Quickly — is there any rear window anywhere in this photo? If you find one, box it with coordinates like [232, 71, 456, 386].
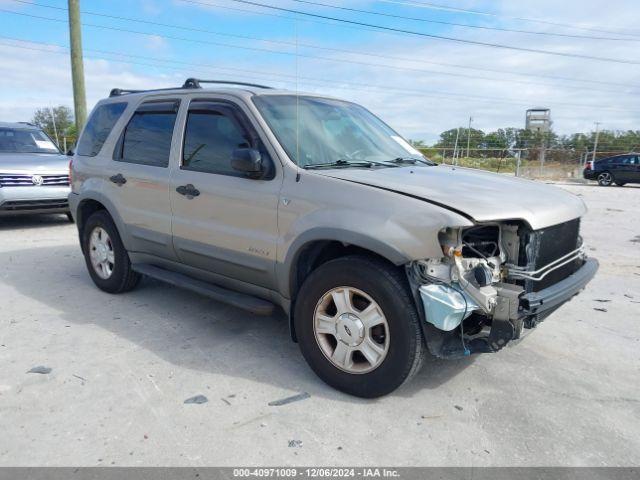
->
[114, 100, 179, 168]
[77, 102, 127, 157]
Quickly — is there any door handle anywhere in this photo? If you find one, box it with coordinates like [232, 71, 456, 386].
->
[176, 184, 200, 198]
[109, 173, 127, 186]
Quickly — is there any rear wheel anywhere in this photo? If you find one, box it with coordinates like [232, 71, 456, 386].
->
[597, 171, 613, 186]
[82, 210, 140, 293]
[294, 255, 425, 398]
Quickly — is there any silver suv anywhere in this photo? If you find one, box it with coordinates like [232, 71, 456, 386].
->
[69, 79, 598, 397]
[0, 122, 71, 218]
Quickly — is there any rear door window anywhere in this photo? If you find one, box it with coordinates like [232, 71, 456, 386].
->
[115, 100, 179, 168]
[77, 102, 127, 156]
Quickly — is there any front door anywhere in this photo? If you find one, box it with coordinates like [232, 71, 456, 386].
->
[169, 99, 281, 290]
[104, 99, 180, 260]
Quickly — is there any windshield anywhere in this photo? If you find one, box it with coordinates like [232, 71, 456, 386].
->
[0, 128, 60, 154]
[253, 95, 428, 168]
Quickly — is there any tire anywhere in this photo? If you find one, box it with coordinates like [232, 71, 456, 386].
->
[82, 210, 140, 294]
[597, 171, 614, 186]
[294, 255, 425, 398]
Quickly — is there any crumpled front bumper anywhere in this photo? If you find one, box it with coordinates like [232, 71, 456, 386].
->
[521, 258, 599, 317]
[472, 257, 599, 353]
[419, 257, 599, 358]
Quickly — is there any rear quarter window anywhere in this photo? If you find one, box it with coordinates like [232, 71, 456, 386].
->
[77, 102, 128, 157]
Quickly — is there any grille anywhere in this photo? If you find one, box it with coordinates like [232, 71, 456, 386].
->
[520, 218, 582, 292]
[0, 199, 69, 211]
[0, 173, 70, 187]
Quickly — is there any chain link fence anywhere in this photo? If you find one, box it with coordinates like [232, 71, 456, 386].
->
[418, 147, 631, 181]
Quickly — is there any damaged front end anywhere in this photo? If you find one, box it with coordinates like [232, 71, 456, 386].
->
[407, 220, 598, 359]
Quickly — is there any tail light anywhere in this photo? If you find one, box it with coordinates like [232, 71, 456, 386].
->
[586, 161, 593, 170]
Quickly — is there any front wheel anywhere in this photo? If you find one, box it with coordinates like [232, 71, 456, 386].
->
[597, 171, 614, 186]
[294, 256, 425, 398]
[82, 210, 140, 293]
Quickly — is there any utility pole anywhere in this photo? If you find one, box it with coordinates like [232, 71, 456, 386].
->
[592, 122, 601, 162]
[466, 116, 473, 158]
[68, 0, 87, 132]
[49, 105, 59, 146]
[453, 127, 460, 165]
[539, 132, 546, 176]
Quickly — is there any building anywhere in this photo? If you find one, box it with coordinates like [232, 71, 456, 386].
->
[525, 108, 552, 133]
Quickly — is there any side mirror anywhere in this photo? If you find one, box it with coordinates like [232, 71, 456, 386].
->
[231, 148, 263, 179]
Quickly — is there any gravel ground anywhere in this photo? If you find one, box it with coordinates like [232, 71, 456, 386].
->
[0, 183, 639, 467]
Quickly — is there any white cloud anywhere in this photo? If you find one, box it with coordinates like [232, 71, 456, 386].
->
[0, 41, 183, 123]
[2, 0, 639, 143]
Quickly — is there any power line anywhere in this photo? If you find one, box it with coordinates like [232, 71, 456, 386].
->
[3, 6, 638, 97]
[176, 0, 640, 89]
[290, 0, 638, 42]
[216, 0, 640, 65]
[374, 0, 640, 39]
[1, 37, 637, 114]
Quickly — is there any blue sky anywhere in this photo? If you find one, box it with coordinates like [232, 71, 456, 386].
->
[1, 0, 639, 143]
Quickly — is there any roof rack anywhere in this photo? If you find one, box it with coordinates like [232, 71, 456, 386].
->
[182, 78, 273, 90]
[109, 87, 173, 97]
[109, 78, 273, 97]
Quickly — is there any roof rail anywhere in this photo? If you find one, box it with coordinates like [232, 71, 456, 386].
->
[109, 78, 273, 98]
[182, 78, 273, 90]
[109, 88, 145, 97]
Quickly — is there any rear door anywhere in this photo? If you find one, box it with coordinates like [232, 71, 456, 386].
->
[615, 155, 635, 182]
[169, 98, 281, 290]
[627, 155, 640, 182]
[104, 99, 180, 260]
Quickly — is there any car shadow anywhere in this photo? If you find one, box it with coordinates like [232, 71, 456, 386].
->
[3, 243, 474, 403]
[0, 213, 71, 231]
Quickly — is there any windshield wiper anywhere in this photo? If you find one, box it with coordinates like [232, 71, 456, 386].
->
[389, 157, 435, 166]
[303, 159, 397, 170]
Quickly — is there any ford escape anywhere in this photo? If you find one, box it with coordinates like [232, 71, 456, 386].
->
[69, 79, 598, 397]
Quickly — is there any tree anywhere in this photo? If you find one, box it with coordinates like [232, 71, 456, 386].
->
[435, 127, 486, 157]
[31, 106, 74, 143]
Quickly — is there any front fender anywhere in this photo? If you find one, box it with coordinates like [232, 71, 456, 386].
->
[275, 173, 473, 299]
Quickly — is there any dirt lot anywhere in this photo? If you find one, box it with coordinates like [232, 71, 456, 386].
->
[0, 183, 639, 467]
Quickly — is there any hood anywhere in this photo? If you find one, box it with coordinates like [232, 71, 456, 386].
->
[315, 165, 586, 230]
[0, 152, 69, 175]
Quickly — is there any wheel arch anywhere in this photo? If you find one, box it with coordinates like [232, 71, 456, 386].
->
[280, 229, 412, 341]
[74, 193, 129, 252]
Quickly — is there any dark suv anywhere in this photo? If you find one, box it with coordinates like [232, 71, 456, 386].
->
[583, 153, 640, 186]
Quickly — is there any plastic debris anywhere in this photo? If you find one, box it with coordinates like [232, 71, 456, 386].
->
[184, 395, 208, 404]
[268, 392, 310, 406]
[27, 366, 51, 374]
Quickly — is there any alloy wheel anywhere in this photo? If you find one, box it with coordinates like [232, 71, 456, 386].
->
[89, 226, 115, 279]
[598, 172, 613, 186]
[313, 286, 390, 374]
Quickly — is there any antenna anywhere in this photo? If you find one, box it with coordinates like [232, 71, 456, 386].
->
[295, 16, 301, 182]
